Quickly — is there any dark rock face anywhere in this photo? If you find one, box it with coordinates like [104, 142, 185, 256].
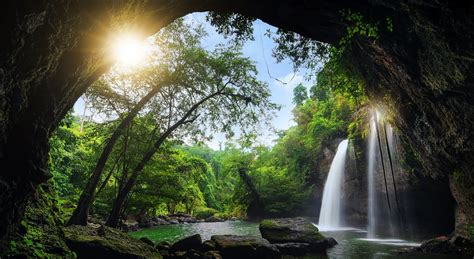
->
[342, 134, 456, 236]
[211, 235, 280, 259]
[403, 235, 474, 256]
[201, 240, 217, 252]
[170, 234, 202, 253]
[274, 242, 311, 256]
[0, 0, 473, 250]
[325, 237, 338, 248]
[3, 184, 74, 257]
[140, 237, 155, 247]
[64, 225, 162, 258]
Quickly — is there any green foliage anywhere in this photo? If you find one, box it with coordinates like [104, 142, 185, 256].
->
[48, 14, 372, 224]
[207, 12, 256, 42]
[468, 225, 474, 240]
[194, 207, 219, 219]
[292, 83, 308, 106]
[6, 185, 74, 258]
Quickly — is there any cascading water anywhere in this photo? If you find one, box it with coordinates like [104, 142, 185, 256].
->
[367, 112, 403, 238]
[319, 139, 349, 230]
[367, 117, 378, 238]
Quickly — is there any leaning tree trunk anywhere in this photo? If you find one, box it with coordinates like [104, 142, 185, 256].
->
[106, 91, 220, 227]
[68, 84, 163, 226]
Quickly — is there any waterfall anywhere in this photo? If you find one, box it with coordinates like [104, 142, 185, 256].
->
[367, 113, 402, 238]
[319, 139, 349, 230]
[367, 118, 377, 237]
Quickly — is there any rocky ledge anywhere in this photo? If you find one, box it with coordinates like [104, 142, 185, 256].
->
[64, 224, 162, 258]
[259, 217, 336, 254]
[399, 235, 474, 256]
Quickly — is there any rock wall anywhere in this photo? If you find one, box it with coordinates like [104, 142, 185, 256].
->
[342, 131, 455, 237]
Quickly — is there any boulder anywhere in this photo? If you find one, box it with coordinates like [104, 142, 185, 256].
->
[156, 241, 171, 251]
[185, 249, 203, 259]
[140, 237, 155, 247]
[274, 242, 311, 256]
[418, 235, 474, 255]
[88, 216, 105, 225]
[211, 235, 280, 259]
[201, 240, 217, 252]
[64, 225, 161, 258]
[420, 236, 454, 254]
[182, 217, 198, 223]
[259, 217, 329, 253]
[138, 220, 154, 228]
[169, 219, 180, 224]
[325, 237, 338, 248]
[203, 250, 223, 259]
[205, 216, 224, 222]
[170, 234, 202, 252]
[152, 217, 170, 226]
[122, 221, 140, 232]
[169, 213, 192, 218]
[159, 215, 171, 222]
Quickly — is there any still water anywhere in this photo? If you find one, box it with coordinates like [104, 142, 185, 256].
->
[130, 221, 468, 259]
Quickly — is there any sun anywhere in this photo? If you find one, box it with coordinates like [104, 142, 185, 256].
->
[112, 34, 146, 67]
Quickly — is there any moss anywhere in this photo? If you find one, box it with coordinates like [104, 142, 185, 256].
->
[64, 225, 162, 258]
[5, 184, 75, 258]
[260, 219, 287, 230]
[453, 169, 465, 186]
[260, 218, 325, 243]
[467, 225, 474, 240]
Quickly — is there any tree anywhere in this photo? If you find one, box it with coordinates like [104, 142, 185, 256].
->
[67, 19, 214, 225]
[105, 41, 277, 227]
[292, 83, 308, 106]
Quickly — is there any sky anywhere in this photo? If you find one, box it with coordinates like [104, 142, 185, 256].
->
[73, 12, 317, 150]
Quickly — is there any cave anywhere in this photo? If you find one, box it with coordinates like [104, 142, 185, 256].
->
[0, 0, 472, 251]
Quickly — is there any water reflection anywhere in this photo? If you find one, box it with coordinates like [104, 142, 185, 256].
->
[130, 221, 467, 259]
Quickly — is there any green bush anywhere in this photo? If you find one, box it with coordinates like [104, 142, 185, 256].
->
[194, 207, 218, 219]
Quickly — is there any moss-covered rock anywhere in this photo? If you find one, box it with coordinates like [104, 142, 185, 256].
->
[64, 225, 162, 258]
[5, 184, 74, 258]
[259, 217, 324, 244]
[211, 235, 280, 259]
[259, 217, 331, 254]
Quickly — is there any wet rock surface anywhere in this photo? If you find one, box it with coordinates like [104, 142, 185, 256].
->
[64, 225, 162, 258]
[211, 235, 280, 259]
[259, 217, 330, 253]
[400, 235, 474, 256]
[170, 234, 202, 253]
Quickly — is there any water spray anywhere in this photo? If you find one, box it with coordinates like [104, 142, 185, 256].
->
[374, 110, 391, 211]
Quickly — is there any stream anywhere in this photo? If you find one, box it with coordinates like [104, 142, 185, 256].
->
[129, 221, 469, 258]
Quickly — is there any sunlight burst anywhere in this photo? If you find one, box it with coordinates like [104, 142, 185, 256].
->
[112, 34, 146, 67]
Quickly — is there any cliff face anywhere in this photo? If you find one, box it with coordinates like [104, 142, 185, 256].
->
[342, 134, 455, 236]
[0, 0, 472, 250]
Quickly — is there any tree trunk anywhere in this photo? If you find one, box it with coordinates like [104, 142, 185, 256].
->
[68, 85, 162, 225]
[106, 91, 220, 227]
